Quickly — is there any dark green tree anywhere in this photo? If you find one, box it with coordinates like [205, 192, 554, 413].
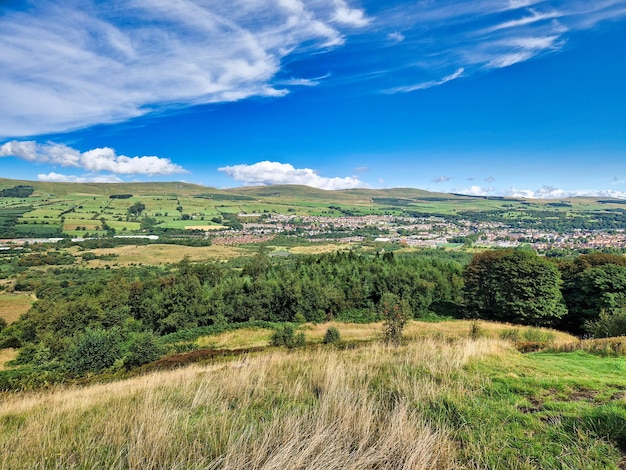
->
[128, 202, 146, 216]
[559, 262, 626, 334]
[66, 328, 123, 374]
[463, 249, 566, 327]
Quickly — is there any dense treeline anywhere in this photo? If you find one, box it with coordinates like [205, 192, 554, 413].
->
[0, 185, 34, 198]
[2, 248, 626, 388]
[454, 209, 626, 231]
[462, 250, 626, 335]
[0, 250, 467, 383]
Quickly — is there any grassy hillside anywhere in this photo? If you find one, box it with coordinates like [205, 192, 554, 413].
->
[1, 177, 625, 238]
[1, 330, 625, 469]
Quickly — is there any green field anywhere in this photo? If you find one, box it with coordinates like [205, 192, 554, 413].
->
[3, 178, 625, 237]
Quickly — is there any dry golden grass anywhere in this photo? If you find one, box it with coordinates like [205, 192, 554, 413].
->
[304, 320, 575, 345]
[303, 321, 382, 342]
[0, 292, 35, 324]
[288, 243, 356, 255]
[79, 244, 246, 266]
[197, 328, 275, 349]
[194, 320, 576, 351]
[0, 338, 508, 469]
[404, 320, 576, 346]
[0, 348, 16, 371]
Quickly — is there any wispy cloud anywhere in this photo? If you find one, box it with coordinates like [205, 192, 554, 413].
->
[218, 161, 368, 190]
[485, 176, 496, 183]
[387, 68, 464, 93]
[0, 0, 367, 137]
[378, 0, 626, 93]
[0, 141, 187, 175]
[432, 175, 455, 183]
[1, 0, 624, 135]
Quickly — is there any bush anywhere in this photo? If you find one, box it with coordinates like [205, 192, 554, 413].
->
[0, 336, 21, 349]
[499, 327, 554, 343]
[66, 328, 123, 375]
[522, 327, 555, 342]
[0, 318, 6, 332]
[323, 326, 341, 344]
[586, 308, 626, 339]
[123, 331, 164, 369]
[271, 324, 305, 348]
[380, 293, 410, 346]
[500, 329, 521, 342]
[469, 321, 483, 339]
[293, 312, 307, 324]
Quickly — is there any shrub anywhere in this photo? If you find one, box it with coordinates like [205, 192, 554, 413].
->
[500, 329, 521, 342]
[380, 293, 410, 346]
[123, 331, 164, 369]
[469, 321, 483, 339]
[522, 327, 555, 342]
[323, 326, 341, 344]
[586, 308, 626, 339]
[0, 336, 21, 349]
[271, 324, 305, 348]
[0, 318, 6, 332]
[293, 312, 307, 324]
[66, 328, 123, 375]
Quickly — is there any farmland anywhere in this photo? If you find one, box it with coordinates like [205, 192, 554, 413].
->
[1, 179, 626, 469]
[1, 178, 626, 242]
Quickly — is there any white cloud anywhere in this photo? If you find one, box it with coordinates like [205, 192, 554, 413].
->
[0, 0, 369, 137]
[504, 185, 626, 199]
[484, 176, 496, 183]
[449, 183, 626, 199]
[387, 31, 405, 42]
[432, 175, 454, 183]
[37, 172, 123, 183]
[332, 0, 370, 27]
[386, 68, 464, 93]
[453, 185, 494, 196]
[218, 161, 368, 190]
[0, 140, 187, 175]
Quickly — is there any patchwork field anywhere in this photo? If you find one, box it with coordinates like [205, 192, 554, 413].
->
[0, 292, 35, 324]
[76, 244, 248, 266]
[2, 178, 626, 238]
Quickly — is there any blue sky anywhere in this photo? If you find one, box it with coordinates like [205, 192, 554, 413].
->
[0, 0, 625, 198]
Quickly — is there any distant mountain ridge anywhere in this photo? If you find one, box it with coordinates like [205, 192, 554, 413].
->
[0, 177, 624, 207]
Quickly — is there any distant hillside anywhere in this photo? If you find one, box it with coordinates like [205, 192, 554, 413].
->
[1, 178, 625, 239]
[2, 177, 625, 207]
[0, 178, 213, 197]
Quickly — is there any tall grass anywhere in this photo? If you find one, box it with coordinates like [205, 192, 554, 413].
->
[0, 338, 504, 469]
[2, 336, 620, 469]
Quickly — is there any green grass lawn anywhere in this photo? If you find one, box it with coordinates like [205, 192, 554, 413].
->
[438, 350, 626, 468]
